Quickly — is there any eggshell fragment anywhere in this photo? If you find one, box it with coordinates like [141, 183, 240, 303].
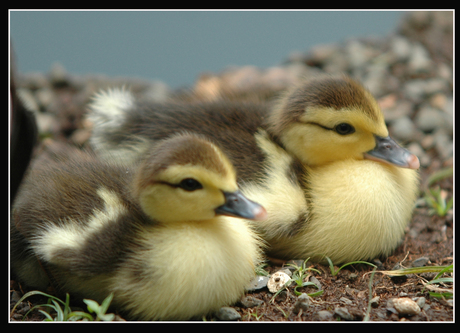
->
[267, 271, 291, 293]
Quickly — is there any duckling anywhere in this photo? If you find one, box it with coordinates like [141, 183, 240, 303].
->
[86, 74, 419, 264]
[11, 133, 266, 321]
[258, 75, 419, 262]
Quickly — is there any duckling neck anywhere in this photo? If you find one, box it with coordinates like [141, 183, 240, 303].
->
[145, 217, 259, 271]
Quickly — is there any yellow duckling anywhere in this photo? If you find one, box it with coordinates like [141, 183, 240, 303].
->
[87, 74, 419, 264]
[257, 75, 419, 262]
[11, 133, 266, 321]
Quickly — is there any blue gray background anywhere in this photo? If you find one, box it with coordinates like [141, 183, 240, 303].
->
[10, 10, 407, 89]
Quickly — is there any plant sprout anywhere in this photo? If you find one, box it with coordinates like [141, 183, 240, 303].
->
[11, 290, 116, 321]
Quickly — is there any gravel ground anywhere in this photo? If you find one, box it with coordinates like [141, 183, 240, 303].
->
[10, 11, 453, 322]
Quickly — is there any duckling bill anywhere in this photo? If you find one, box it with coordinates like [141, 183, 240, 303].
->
[364, 135, 420, 169]
[11, 133, 265, 321]
[216, 190, 266, 219]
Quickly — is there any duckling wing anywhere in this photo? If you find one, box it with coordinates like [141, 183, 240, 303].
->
[11, 149, 148, 287]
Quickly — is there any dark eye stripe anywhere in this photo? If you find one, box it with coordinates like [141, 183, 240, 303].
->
[155, 179, 203, 191]
[303, 121, 355, 135]
[304, 121, 334, 131]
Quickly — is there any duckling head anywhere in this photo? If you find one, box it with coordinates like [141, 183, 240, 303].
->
[133, 133, 267, 223]
[268, 74, 419, 169]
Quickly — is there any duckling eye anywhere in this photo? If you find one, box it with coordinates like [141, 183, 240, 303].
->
[335, 123, 355, 135]
[178, 178, 203, 191]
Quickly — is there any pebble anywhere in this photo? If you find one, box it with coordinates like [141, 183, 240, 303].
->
[415, 105, 448, 133]
[433, 129, 453, 159]
[334, 307, 354, 321]
[392, 298, 421, 316]
[314, 310, 334, 321]
[414, 297, 426, 309]
[215, 307, 241, 321]
[10, 290, 22, 304]
[16, 305, 31, 315]
[386, 299, 399, 315]
[278, 268, 293, 278]
[346, 39, 373, 70]
[238, 295, 264, 308]
[389, 116, 418, 143]
[381, 98, 413, 122]
[362, 64, 390, 97]
[407, 43, 433, 73]
[411, 256, 430, 267]
[420, 134, 435, 150]
[339, 297, 353, 305]
[293, 293, 313, 314]
[35, 87, 55, 109]
[246, 275, 269, 292]
[403, 79, 430, 102]
[407, 142, 430, 168]
[371, 258, 385, 271]
[272, 290, 288, 303]
[390, 35, 413, 61]
[309, 276, 322, 290]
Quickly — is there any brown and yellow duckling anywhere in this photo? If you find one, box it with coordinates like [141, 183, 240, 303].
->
[11, 133, 265, 321]
[87, 74, 419, 264]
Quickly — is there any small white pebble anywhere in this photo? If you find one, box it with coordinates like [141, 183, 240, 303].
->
[393, 298, 421, 315]
[415, 297, 426, 309]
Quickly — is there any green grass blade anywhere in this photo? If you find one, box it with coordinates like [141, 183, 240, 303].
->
[11, 290, 63, 316]
[380, 265, 453, 276]
[422, 277, 453, 294]
[100, 293, 114, 314]
[426, 167, 453, 187]
[293, 281, 318, 296]
[326, 257, 335, 275]
[364, 267, 377, 322]
[307, 290, 324, 297]
[67, 311, 95, 321]
[83, 298, 100, 314]
[50, 299, 64, 321]
[428, 291, 453, 299]
[435, 264, 453, 279]
[38, 309, 55, 321]
[326, 257, 376, 276]
[22, 303, 57, 321]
